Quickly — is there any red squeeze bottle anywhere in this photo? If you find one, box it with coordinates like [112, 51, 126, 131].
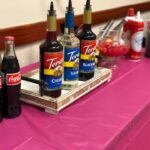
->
[123, 8, 135, 47]
[128, 11, 144, 61]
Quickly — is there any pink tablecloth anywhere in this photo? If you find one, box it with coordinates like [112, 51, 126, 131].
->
[1, 57, 150, 150]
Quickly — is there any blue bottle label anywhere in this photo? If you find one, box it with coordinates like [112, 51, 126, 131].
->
[79, 61, 95, 72]
[64, 47, 80, 81]
[44, 76, 62, 89]
[80, 40, 96, 73]
[43, 51, 63, 90]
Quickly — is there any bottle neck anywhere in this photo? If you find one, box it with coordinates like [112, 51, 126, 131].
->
[46, 15, 57, 41]
[46, 31, 57, 41]
[64, 27, 74, 34]
[65, 11, 75, 34]
[4, 41, 16, 57]
[83, 9, 92, 25]
[83, 24, 91, 31]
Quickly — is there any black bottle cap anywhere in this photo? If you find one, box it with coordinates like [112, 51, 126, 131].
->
[68, 0, 73, 12]
[48, 1, 56, 16]
[85, 0, 91, 10]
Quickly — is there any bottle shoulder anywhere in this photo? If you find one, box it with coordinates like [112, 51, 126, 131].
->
[40, 40, 63, 52]
[2, 56, 20, 73]
[77, 29, 96, 40]
[61, 33, 80, 47]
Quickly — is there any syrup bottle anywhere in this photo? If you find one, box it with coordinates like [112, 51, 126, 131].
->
[61, 0, 80, 89]
[40, 1, 63, 98]
[77, 0, 96, 81]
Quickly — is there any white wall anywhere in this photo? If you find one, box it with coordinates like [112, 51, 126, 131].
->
[0, 0, 150, 28]
[0, 0, 150, 67]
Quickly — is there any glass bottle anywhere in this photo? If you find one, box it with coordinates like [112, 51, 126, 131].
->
[40, 1, 63, 98]
[77, 0, 96, 81]
[2, 36, 21, 118]
[0, 53, 3, 122]
[61, 0, 80, 89]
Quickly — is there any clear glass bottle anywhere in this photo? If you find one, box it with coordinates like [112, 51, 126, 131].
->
[61, 0, 80, 89]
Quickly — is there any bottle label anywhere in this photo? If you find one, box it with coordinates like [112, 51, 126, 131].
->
[64, 47, 80, 81]
[0, 76, 2, 89]
[80, 40, 96, 73]
[131, 31, 143, 52]
[6, 72, 21, 86]
[44, 51, 63, 90]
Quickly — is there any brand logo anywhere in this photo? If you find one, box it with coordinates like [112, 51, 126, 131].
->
[6, 72, 21, 86]
[46, 57, 63, 70]
[80, 40, 96, 73]
[131, 31, 143, 52]
[44, 52, 63, 70]
[67, 51, 79, 62]
[0, 76, 2, 89]
[81, 41, 96, 54]
[44, 52, 63, 77]
[84, 44, 96, 55]
[81, 40, 96, 61]
[64, 47, 80, 69]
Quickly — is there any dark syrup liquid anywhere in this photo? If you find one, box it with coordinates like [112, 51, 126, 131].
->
[40, 32, 63, 98]
[77, 24, 96, 81]
[0, 86, 2, 122]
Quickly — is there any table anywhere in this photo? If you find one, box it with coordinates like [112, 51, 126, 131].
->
[1, 57, 150, 150]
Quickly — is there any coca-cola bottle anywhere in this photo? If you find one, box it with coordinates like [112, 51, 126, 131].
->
[0, 54, 3, 122]
[2, 36, 21, 118]
[77, 0, 96, 81]
[40, 2, 63, 98]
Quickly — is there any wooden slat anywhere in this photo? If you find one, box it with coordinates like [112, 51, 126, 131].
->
[0, 2, 150, 51]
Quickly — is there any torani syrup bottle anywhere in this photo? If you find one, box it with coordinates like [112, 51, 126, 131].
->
[77, 0, 96, 81]
[61, 0, 80, 89]
[40, 1, 63, 98]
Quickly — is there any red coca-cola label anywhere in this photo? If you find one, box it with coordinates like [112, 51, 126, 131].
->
[81, 40, 96, 55]
[6, 72, 21, 86]
[0, 76, 2, 89]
